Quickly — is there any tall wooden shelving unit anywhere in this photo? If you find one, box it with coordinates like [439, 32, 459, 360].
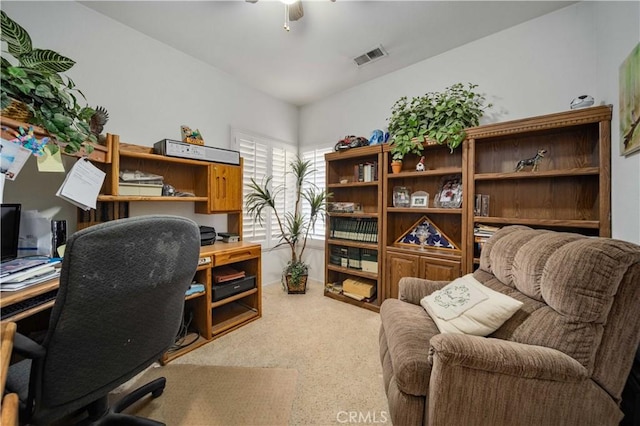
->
[464, 105, 612, 272]
[381, 141, 467, 300]
[324, 145, 384, 312]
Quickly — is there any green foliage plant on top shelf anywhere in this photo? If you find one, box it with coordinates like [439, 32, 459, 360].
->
[386, 83, 491, 163]
[426, 82, 492, 152]
[246, 157, 331, 294]
[387, 94, 434, 163]
[0, 11, 96, 155]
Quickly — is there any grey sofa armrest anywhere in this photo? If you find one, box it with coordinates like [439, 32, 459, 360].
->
[429, 333, 588, 381]
[398, 277, 450, 305]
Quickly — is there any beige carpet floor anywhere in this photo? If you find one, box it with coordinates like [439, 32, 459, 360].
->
[122, 364, 298, 425]
[161, 280, 389, 425]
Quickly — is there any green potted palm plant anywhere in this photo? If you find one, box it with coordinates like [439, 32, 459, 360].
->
[0, 11, 96, 154]
[246, 157, 331, 294]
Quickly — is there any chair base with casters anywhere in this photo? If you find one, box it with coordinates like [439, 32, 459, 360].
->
[87, 377, 166, 426]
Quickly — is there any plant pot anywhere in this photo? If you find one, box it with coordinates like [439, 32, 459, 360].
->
[1, 98, 33, 123]
[391, 161, 403, 174]
[285, 273, 308, 294]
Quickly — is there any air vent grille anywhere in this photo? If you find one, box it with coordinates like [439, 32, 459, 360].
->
[353, 44, 388, 67]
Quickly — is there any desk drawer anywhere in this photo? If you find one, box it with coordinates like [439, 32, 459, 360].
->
[213, 246, 260, 266]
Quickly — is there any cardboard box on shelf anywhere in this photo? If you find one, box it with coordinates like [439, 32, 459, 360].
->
[343, 277, 375, 298]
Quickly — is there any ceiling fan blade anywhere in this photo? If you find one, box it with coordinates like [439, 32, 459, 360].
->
[289, 1, 304, 21]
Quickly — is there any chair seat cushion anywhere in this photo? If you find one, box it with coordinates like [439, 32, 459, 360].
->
[380, 298, 440, 396]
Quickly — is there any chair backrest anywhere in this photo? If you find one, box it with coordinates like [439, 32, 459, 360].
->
[474, 226, 640, 401]
[37, 215, 199, 411]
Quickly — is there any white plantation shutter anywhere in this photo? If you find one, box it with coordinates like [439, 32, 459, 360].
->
[301, 146, 333, 240]
[238, 135, 268, 241]
[233, 129, 297, 247]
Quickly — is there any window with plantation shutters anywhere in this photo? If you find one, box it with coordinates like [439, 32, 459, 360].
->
[301, 147, 333, 240]
[233, 129, 297, 248]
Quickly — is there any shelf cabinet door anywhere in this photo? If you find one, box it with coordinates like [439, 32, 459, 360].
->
[208, 163, 242, 212]
[385, 251, 419, 300]
[419, 256, 461, 282]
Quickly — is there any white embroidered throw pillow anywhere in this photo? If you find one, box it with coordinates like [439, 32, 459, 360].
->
[420, 274, 523, 336]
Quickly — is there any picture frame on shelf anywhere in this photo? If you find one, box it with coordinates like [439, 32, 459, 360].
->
[393, 186, 411, 208]
[434, 174, 462, 208]
[410, 191, 429, 208]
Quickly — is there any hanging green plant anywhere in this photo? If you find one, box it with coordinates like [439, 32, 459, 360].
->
[0, 11, 97, 155]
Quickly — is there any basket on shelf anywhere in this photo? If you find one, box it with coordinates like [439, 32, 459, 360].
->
[1, 99, 33, 123]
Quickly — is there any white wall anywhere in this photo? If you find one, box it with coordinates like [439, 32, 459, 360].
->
[594, 2, 640, 244]
[2, 1, 299, 284]
[3, 2, 638, 285]
[300, 1, 640, 250]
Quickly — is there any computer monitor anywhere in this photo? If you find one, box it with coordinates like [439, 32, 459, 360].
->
[1, 203, 21, 262]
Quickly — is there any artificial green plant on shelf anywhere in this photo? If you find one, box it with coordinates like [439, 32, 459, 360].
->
[386, 94, 434, 166]
[386, 83, 491, 166]
[0, 11, 96, 154]
[246, 157, 331, 294]
[426, 82, 492, 152]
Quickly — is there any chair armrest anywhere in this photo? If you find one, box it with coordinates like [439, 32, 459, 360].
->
[429, 333, 588, 382]
[398, 277, 449, 305]
[12, 333, 45, 360]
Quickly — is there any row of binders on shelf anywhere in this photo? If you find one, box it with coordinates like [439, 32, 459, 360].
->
[329, 218, 378, 243]
[329, 247, 378, 273]
[353, 161, 378, 183]
[0, 257, 61, 291]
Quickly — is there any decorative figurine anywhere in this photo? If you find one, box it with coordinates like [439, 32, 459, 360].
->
[181, 125, 205, 145]
[90, 106, 109, 144]
[515, 149, 547, 172]
[416, 156, 426, 172]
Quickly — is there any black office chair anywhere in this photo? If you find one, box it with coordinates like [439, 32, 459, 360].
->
[5, 215, 200, 425]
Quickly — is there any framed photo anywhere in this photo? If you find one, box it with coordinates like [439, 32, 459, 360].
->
[392, 186, 411, 208]
[410, 191, 429, 208]
[620, 42, 640, 156]
[434, 174, 463, 208]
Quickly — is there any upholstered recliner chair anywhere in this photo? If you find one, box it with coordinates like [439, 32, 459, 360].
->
[379, 226, 640, 426]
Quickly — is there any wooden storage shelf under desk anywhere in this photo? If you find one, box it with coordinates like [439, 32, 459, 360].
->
[162, 242, 264, 364]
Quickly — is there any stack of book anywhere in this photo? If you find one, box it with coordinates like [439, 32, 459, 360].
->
[0, 257, 61, 291]
[473, 224, 501, 257]
[353, 161, 378, 182]
[213, 266, 245, 284]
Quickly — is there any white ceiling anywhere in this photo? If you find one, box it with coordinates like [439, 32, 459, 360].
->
[81, 1, 575, 107]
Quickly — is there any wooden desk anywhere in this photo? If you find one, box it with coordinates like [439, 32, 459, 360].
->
[1, 322, 18, 426]
[1, 279, 59, 322]
[1, 242, 262, 364]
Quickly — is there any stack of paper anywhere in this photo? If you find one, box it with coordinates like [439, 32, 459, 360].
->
[1, 258, 61, 291]
[56, 158, 106, 211]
